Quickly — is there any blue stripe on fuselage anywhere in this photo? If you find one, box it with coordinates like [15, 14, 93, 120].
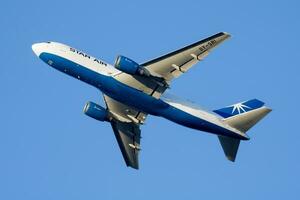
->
[39, 52, 247, 140]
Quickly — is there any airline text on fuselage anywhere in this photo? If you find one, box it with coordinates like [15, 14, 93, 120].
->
[70, 47, 107, 66]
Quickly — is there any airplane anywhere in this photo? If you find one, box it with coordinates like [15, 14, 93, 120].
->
[32, 32, 271, 169]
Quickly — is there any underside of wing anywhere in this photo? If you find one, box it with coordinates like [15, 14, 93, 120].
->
[141, 32, 230, 81]
[111, 120, 141, 169]
[103, 94, 147, 124]
[103, 94, 145, 169]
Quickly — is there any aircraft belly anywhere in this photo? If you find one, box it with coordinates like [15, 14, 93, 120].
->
[100, 77, 169, 116]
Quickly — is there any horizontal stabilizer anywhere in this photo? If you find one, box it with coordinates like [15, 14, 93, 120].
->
[224, 106, 272, 132]
[214, 99, 265, 118]
[218, 136, 240, 162]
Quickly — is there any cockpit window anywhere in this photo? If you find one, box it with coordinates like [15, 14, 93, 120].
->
[46, 41, 51, 44]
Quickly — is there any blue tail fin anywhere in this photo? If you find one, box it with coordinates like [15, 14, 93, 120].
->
[213, 99, 265, 118]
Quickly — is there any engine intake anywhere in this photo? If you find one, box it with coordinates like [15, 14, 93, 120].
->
[83, 101, 108, 121]
[114, 55, 150, 76]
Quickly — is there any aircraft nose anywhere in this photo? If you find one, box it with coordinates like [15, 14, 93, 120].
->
[32, 43, 44, 57]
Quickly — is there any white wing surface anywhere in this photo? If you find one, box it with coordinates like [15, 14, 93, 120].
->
[142, 32, 230, 81]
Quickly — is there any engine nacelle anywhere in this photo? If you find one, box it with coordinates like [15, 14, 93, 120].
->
[83, 101, 108, 121]
[114, 55, 150, 76]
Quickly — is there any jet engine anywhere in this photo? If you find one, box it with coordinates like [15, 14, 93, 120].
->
[83, 101, 108, 121]
[114, 55, 150, 77]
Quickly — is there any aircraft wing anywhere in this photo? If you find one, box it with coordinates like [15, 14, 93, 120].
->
[111, 120, 141, 169]
[141, 32, 230, 82]
[103, 95, 145, 169]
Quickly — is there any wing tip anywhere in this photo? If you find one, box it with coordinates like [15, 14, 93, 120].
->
[127, 162, 139, 170]
[226, 155, 236, 162]
[220, 32, 231, 38]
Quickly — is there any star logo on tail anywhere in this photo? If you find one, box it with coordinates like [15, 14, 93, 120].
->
[231, 103, 251, 114]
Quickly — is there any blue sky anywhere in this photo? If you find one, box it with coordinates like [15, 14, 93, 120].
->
[1, 0, 299, 199]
